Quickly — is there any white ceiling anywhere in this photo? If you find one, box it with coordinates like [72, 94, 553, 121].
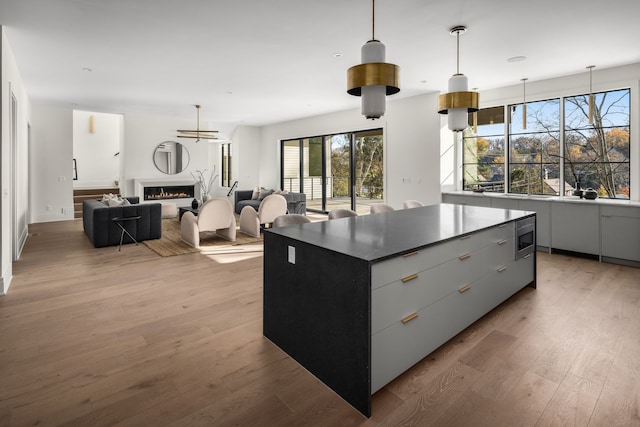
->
[2, 0, 639, 137]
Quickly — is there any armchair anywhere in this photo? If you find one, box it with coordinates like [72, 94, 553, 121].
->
[239, 194, 287, 237]
[181, 198, 236, 248]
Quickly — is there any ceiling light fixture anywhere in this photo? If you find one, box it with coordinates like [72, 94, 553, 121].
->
[347, 0, 400, 120]
[587, 65, 596, 124]
[507, 56, 526, 63]
[177, 105, 218, 143]
[438, 26, 479, 132]
[471, 87, 478, 134]
[521, 78, 528, 129]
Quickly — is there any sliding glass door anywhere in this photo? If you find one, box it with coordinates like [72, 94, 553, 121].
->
[281, 128, 383, 214]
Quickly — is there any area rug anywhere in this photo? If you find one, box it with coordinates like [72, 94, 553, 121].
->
[143, 218, 263, 257]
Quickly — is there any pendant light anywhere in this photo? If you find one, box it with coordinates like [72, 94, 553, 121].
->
[521, 78, 528, 129]
[438, 26, 479, 132]
[347, 0, 400, 120]
[177, 105, 219, 143]
[587, 65, 595, 124]
[471, 87, 478, 134]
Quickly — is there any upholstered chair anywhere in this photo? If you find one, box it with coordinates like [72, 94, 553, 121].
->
[273, 214, 311, 228]
[370, 203, 395, 214]
[239, 194, 288, 237]
[402, 200, 424, 209]
[181, 198, 236, 248]
[328, 208, 358, 220]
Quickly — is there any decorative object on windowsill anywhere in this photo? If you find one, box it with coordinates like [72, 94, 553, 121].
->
[191, 167, 219, 204]
[347, 0, 400, 120]
[191, 198, 199, 209]
[438, 25, 479, 132]
[586, 65, 596, 124]
[583, 188, 598, 200]
[177, 105, 219, 142]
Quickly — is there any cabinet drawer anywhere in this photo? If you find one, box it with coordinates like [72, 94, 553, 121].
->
[372, 248, 490, 333]
[371, 224, 513, 289]
[371, 280, 496, 392]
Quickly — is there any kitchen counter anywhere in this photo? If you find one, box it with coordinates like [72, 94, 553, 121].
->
[442, 190, 640, 207]
[265, 202, 534, 262]
[263, 203, 536, 417]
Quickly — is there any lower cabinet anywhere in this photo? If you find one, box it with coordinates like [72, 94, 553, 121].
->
[601, 206, 640, 263]
[370, 221, 534, 393]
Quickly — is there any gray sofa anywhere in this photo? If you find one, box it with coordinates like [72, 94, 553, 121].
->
[82, 197, 162, 248]
[234, 190, 306, 215]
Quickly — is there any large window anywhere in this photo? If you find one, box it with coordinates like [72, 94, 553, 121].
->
[462, 88, 630, 199]
[508, 98, 561, 195]
[462, 106, 505, 192]
[564, 89, 630, 198]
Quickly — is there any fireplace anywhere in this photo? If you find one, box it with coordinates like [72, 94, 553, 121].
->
[144, 185, 195, 201]
[134, 179, 200, 207]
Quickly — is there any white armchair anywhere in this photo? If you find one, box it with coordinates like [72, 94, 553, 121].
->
[239, 194, 287, 237]
[181, 198, 236, 248]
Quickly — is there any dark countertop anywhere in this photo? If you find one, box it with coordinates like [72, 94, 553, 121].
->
[264, 203, 535, 263]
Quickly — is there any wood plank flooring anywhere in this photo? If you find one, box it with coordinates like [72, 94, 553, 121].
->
[1, 219, 639, 426]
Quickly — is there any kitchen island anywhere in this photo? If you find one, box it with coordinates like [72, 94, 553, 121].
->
[263, 203, 536, 417]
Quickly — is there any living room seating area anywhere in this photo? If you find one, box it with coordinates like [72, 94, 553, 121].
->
[82, 196, 162, 248]
[234, 189, 306, 215]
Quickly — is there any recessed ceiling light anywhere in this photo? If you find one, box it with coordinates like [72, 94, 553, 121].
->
[82, 67, 93, 72]
[507, 56, 526, 63]
[226, 91, 233, 95]
[420, 80, 428, 84]
[332, 52, 342, 58]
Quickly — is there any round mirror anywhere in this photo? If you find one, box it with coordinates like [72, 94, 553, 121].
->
[153, 141, 190, 174]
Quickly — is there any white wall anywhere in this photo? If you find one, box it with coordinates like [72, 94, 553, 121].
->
[1, 27, 31, 294]
[258, 92, 442, 209]
[121, 113, 218, 197]
[30, 105, 74, 223]
[231, 125, 261, 192]
[73, 110, 122, 188]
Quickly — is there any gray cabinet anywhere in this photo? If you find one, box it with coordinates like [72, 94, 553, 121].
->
[550, 202, 600, 255]
[601, 206, 640, 263]
[443, 192, 640, 266]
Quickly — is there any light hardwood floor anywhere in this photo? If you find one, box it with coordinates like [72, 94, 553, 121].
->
[1, 219, 639, 426]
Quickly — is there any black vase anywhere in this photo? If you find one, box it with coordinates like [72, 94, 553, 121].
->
[191, 199, 199, 209]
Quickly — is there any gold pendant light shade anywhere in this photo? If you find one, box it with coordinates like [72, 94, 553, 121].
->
[437, 91, 479, 112]
[347, 62, 400, 96]
[587, 65, 595, 124]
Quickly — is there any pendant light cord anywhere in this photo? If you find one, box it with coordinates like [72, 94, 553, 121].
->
[456, 30, 460, 75]
[371, 0, 375, 40]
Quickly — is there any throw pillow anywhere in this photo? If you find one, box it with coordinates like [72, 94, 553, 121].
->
[251, 187, 260, 200]
[258, 188, 274, 200]
[274, 189, 289, 195]
[107, 197, 125, 207]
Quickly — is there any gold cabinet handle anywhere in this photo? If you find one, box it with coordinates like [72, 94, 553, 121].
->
[497, 239, 508, 245]
[401, 273, 418, 283]
[458, 284, 471, 293]
[498, 223, 508, 228]
[458, 253, 471, 261]
[402, 251, 419, 258]
[523, 253, 532, 259]
[459, 235, 471, 240]
[497, 266, 508, 272]
[401, 312, 419, 324]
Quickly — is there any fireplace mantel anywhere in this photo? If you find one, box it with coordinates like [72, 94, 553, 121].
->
[134, 178, 200, 207]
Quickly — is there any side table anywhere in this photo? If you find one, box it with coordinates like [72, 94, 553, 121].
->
[179, 206, 200, 221]
[112, 215, 141, 251]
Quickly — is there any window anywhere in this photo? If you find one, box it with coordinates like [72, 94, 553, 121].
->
[508, 98, 561, 195]
[221, 143, 232, 187]
[281, 128, 383, 213]
[564, 89, 630, 199]
[462, 106, 505, 192]
[462, 88, 631, 199]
